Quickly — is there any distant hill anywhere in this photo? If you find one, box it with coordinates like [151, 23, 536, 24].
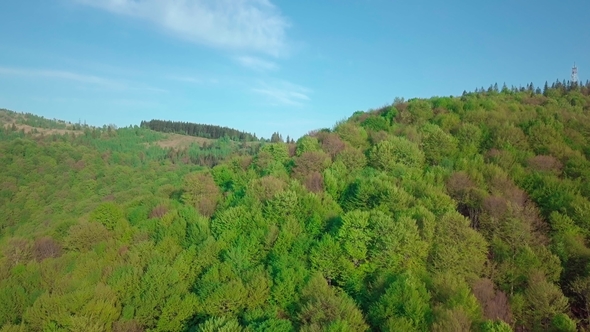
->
[0, 108, 260, 167]
[0, 108, 87, 137]
[141, 119, 259, 142]
[1, 108, 80, 129]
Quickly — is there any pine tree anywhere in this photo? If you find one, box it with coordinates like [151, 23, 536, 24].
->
[501, 83, 509, 94]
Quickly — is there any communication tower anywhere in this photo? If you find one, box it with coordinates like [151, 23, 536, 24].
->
[572, 63, 579, 84]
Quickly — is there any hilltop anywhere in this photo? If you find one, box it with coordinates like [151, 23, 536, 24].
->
[1, 81, 590, 331]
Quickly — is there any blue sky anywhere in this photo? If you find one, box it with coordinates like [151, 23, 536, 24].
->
[0, 0, 588, 139]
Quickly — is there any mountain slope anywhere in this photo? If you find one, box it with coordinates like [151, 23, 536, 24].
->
[1, 82, 590, 331]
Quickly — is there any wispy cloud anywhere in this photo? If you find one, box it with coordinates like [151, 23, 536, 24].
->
[0, 66, 166, 93]
[0, 66, 120, 87]
[167, 75, 203, 84]
[75, 0, 289, 57]
[252, 80, 311, 106]
[166, 75, 220, 85]
[235, 56, 278, 71]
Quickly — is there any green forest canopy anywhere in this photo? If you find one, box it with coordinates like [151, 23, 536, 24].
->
[1, 81, 590, 331]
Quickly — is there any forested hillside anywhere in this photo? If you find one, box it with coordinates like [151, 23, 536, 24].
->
[2, 81, 590, 331]
[141, 120, 259, 142]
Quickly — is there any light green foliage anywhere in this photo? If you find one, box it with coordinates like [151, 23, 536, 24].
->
[196, 263, 249, 317]
[310, 235, 342, 282]
[255, 143, 290, 177]
[127, 261, 198, 329]
[265, 189, 299, 220]
[480, 320, 513, 332]
[212, 163, 238, 192]
[248, 318, 294, 332]
[298, 273, 369, 332]
[493, 125, 529, 150]
[361, 113, 390, 132]
[521, 275, 570, 330]
[259, 143, 289, 164]
[406, 99, 434, 124]
[340, 170, 413, 213]
[527, 122, 562, 155]
[428, 212, 488, 281]
[90, 202, 125, 230]
[369, 213, 429, 274]
[334, 121, 369, 149]
[24, 283, 120, 331]
[66, 221, 110, 252]
[455, 123, 483, 156]
[370, 273, 432, 331]
[199, 316, 244, 332]
[369, 136, 425, 170]
[420, 123, 458, 165]
[334, 147, 366, 172]
[295, 136, 321, 156]
[323, 161, 348, 200]
[430, 273, 482, 323]
[434, 112, 461, 132]
[431, 307, 473, 332]
[269, 254, 308, 313]
[338, 211, 372, 264]
[550, 313, 577, 332]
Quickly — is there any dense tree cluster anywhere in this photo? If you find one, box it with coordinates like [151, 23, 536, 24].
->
[1, 82, 590, 331]
[0, 109, 91, 131]
[141, 120, 258, 142]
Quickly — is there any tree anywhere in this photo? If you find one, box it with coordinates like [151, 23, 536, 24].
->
[318, 132, 346, 159]
[32, 237, 62, 262]
[297, 273, 369, 331]
[338, 210, 372, 268]
[570, 276, 590, 323]
[334, 122, 368, 149]
[369, 137, 424, 171]
[90, 202, 125, 230]
[446, 172, 486, 229]
[406, 99, 434, 124]
[66, 221, 110, 252]
[428, 212, 488, 282]
[182, 172, 220, 217]
[472, 278, 512, 324]
[420, 124, 458, 165]
[198, 316, 244, 331]
[295, 136, 320, 156]
[292, 151, 331, 181]
[519, 274, 569, 330]
[2, 238, 32, 266]
[370, 273, 432, 331]
[431, 307, 472, 332]
[271, 132, 284, 143]
[335, 147, 366, 172]
[479, 320, 512, 332]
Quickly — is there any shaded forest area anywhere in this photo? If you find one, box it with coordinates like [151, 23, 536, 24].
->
[1, 81, 590, 331]
[141, 119, 259, 142]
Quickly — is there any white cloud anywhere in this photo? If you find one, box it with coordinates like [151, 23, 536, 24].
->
[235, 56, 278, 71]
[252, 80, 311, 106]
[0, 66, 166, 93]
[75, 0, 289, 57]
